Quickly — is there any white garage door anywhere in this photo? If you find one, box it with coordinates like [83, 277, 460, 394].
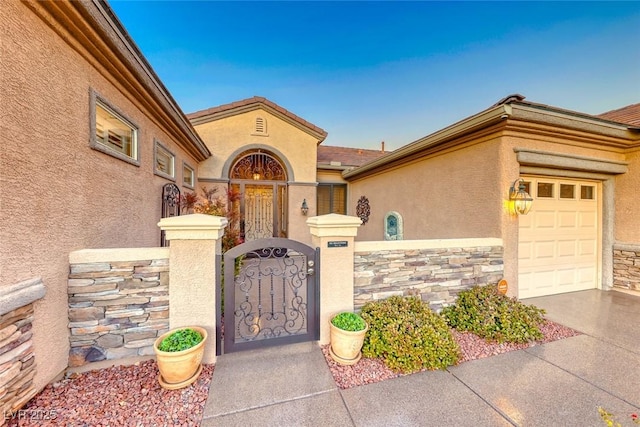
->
[518, 177, 600, 298]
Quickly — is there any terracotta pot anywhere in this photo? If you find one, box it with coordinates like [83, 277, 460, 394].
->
[329, 316, 369, 366]
[154, 326, 207, 390]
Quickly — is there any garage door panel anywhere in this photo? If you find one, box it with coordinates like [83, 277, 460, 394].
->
[558, 211, 578, 228]
[518, 177, 599, 299]
[557, 240, 577, 258]
[534, 241, 555, 259]
[535, 211, 556, 228]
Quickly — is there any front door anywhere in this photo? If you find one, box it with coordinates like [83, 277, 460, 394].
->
[229, 150, 288, 241]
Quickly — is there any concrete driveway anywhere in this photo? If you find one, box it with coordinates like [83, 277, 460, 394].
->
[202, 290, 640, 426]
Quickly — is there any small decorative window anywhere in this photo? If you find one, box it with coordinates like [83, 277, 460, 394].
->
[537, 182, 554, 198]
[560, 184, 575, 199]
[182, 163, 195, 189]
[252, 116, 268, 136]
[154, 141, 175, 180]
[91, 93, 138, 165]
[384, 211, 403, 240]
[581, 185, 595, 200]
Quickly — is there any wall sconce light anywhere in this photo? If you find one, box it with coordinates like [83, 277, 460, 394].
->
[301, 199, 309, 215]
[509, 178, 533, 215]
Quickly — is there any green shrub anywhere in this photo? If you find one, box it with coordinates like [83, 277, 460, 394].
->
[331, 312, 367, 331]
[441, 284, 546, 343]
[360, 296, 460, 373]
[158, 328, 203, 352]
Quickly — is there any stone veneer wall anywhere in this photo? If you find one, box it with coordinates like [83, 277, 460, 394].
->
[354, 239, 504, 312]
[68, 248, 170, 367]
[613, 243, 640, 291]
[1, 278, 46, 420]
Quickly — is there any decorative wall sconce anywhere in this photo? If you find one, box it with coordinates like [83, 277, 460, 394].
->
[301, 199, 309, 215]
[509, 178, 533, 215]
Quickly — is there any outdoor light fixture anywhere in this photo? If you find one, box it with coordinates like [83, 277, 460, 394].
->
[301, 199, 309, 215]
[509, 178, 533, 215]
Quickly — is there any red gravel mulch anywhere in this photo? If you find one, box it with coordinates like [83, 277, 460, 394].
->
[322, 320, 581, 389]
[6, 361, 214, 427]
[7, 320, 579, 425]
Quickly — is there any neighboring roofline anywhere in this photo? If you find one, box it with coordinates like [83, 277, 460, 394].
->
[187, 96, 328, 143]
[344, 97, 640, 180]
[25, 0, 211, 161]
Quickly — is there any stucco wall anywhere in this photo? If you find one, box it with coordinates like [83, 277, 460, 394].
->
[616, 150, 640, 243]
[194, 110, 319, 184]
[348, 138, 504, 242]
[0, 1, 201, 392]
[193, 109, 319, 243]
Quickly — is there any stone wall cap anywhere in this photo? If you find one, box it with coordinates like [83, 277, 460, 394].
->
[158, 214, 228, 230]
[1, 277, 46, 316]
[306, 214, 363, 228]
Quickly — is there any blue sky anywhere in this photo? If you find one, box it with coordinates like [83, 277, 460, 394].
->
[109, 1, 640, 150]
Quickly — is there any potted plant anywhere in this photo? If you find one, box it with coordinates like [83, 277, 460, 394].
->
[329, 312, 368, 365]
[154, 326, 207, 390]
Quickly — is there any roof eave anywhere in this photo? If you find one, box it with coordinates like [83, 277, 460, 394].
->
[343, 104, 511, 179]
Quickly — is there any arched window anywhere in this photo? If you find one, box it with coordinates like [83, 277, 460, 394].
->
[230, 150, 286, 181]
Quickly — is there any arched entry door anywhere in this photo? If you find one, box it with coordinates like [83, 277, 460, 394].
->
[230, 150, 288, 241]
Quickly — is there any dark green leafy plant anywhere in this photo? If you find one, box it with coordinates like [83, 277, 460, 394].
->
[361, 296, 460, 373]
[158, 328, 203, 352]
[331, 312, 367, 332]
[441, 284, 546, 343]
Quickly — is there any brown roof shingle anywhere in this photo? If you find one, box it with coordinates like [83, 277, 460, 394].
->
[598, 103, 640, 126]
[317, 145, 387, 167]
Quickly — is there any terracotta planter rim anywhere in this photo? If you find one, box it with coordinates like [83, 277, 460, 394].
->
[154, 326, 208, 356]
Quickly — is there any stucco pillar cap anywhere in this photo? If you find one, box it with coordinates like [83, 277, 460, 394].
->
[307, 213, 362, 237]
[158, 214, 228, 241]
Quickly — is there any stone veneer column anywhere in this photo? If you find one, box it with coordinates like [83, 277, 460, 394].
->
[307, 214, 362, 344]
[158, 214, 227, 364]
[0, 277, 46, 417]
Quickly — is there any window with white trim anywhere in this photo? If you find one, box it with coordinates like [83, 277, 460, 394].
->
[154, 141, 175, 180]
[317, 184, 346, 215]
[91, 95, 139, 164]
[182, 163, 195, 188]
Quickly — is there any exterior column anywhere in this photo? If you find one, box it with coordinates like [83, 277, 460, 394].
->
[307, 213, 362, 344]
[158, 214, 227, 364]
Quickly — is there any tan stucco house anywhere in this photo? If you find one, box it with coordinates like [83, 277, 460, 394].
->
[3, 0, 639, 412]
[344, 95, 640, 299]
[1, 0, 210, 399]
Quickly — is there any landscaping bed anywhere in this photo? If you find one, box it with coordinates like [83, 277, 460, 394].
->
[8, 320, 579, 426]
[322, 320, 580, 389]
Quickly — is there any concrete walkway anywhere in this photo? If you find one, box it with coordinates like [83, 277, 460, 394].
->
[201, 290, 640, 426]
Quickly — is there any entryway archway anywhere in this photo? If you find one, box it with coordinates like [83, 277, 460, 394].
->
[229, 150, 288, 241]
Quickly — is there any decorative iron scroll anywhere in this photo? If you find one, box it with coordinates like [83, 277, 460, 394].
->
[356, 196, 370, 225]
[160, 183, 180, 247]
[231, 151, 286, 181]
[233, 247, 308, 342]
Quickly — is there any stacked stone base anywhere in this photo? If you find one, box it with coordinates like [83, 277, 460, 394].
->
[613, 243, 640, 291]
[68, 255, 170, 367]
[0, 304, 38, 422]
[354, 245, 504, 312]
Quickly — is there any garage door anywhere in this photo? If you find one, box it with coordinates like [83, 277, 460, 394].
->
[518, 177, 600, 298]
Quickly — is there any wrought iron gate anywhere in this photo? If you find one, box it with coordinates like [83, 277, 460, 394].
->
[218, 238, 319, 354]
[160, 183, 180, 247]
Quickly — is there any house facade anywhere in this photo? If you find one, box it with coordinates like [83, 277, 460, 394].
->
[344, 95, 640, 298]
[1, 0, 209, 395]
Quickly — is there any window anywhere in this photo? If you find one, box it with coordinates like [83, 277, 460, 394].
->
[317, 184, 346, 215]
[154, 141, 175, 180]
[182, 163, 195, 188]
[537, 182, 554, 198]
[560, 184, 575, 199]
[91, 94, 138, 165]
[581, 185, 595, 200]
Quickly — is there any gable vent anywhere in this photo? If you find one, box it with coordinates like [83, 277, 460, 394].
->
[255, 117, 266, 134]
